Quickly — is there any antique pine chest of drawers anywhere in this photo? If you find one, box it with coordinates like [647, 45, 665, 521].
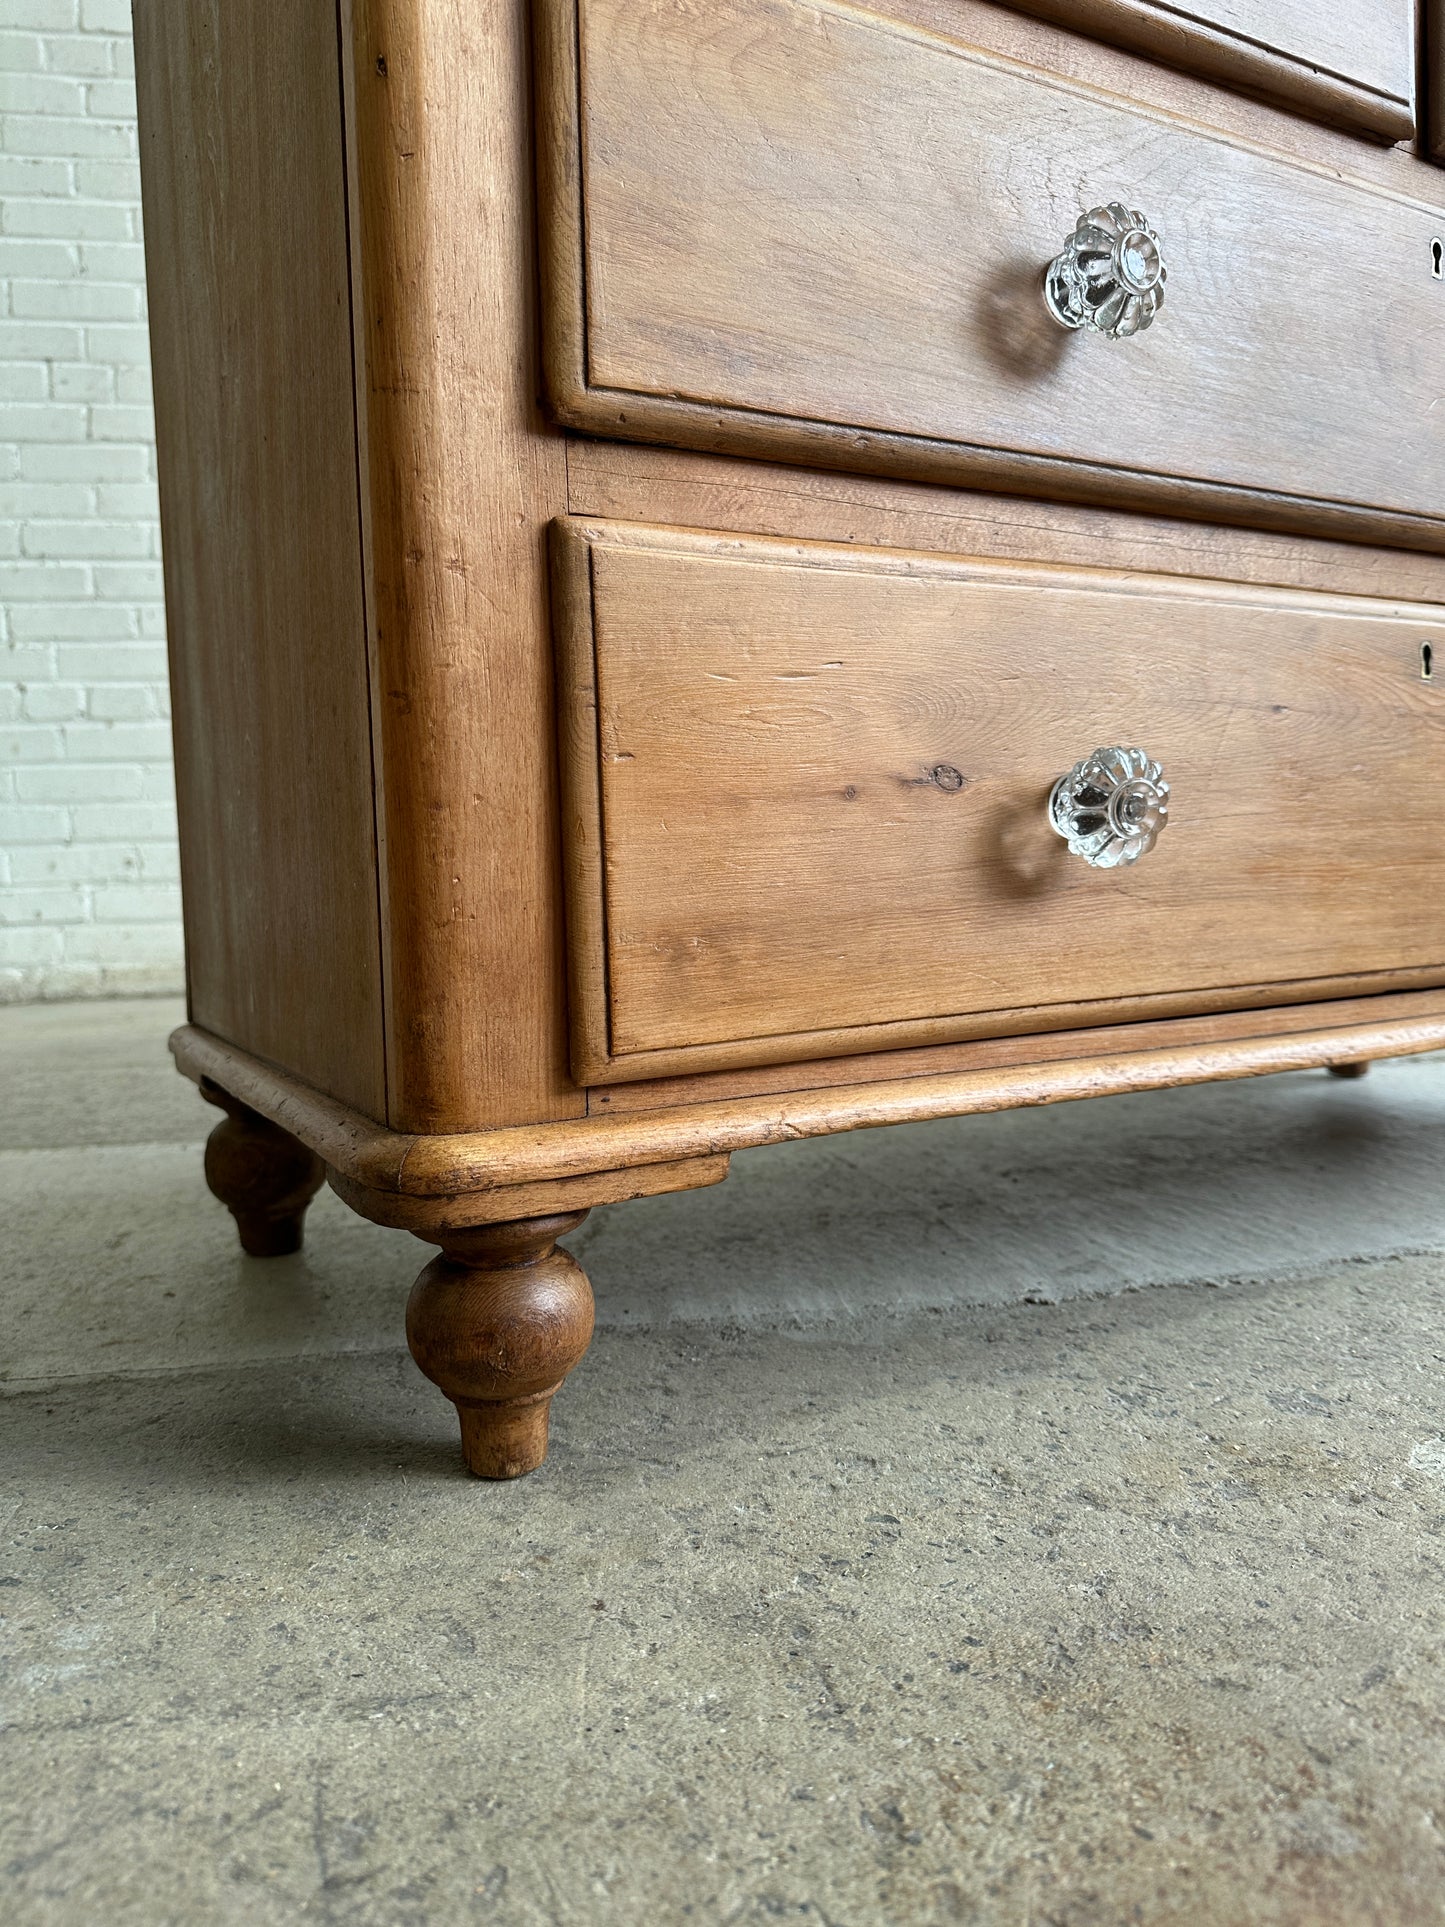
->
[136, 0, 1445, 1478]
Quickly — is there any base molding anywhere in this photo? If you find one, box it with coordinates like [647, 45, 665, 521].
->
[329, 1156, 731, 1233]
[174, 993, 1445, 1479]
[174, 987, 1445, 1217]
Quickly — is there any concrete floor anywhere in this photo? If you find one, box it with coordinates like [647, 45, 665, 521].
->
[3, 1000, 1445, 1926]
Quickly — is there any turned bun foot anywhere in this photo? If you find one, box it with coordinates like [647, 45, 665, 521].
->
[406, 1212, 594, 1479]
[1327, 1061, 1371, 1080]
[201, 1082, 326, 1257]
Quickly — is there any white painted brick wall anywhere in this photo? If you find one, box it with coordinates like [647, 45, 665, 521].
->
[0, 0, 183, 1002]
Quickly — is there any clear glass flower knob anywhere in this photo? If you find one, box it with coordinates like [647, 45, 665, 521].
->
[1050, 746, 1170, 868]
[1044, 203, 1167, 339]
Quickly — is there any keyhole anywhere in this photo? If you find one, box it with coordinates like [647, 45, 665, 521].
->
[1433, 239, 1444, 279]
[1423, 642, 1435, 680]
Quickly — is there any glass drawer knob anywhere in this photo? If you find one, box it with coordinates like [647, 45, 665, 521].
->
[1050, 746, 1170, 868]
[1044, 203, 1167, 339]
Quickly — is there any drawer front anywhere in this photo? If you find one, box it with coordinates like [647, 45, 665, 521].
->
[1011, 1, 1415, 141]
[540, 0, 1445, 551]
[1186, 0, 1410, 100]
[555, 518, 1445, 1084]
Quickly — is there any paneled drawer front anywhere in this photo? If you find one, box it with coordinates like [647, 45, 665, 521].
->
[540, 0, 1445, 551]
[555, 518, 1445, 1085]
[1011, 1, 1414, 141]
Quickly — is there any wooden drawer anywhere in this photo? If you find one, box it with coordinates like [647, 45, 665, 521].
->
[539, 0, 1445, 552]
[1010, 1, 1415, 142]
[555, 518, 1445, 1084]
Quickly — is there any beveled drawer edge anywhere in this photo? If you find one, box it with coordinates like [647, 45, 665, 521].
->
[588, 982, 1445, 1114]
[535, 0, 1445, 558]
[549, 391, 1445, 561]
[573, 970, 1445, 1090]
[564, 442, 1445, 608]
[1008, 0, 1412, 144]
[559, 515, 1445, 618]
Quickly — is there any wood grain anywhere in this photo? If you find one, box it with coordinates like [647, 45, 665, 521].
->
[565, 443, 1445, 607]
[201, 1083, 327, 1258]
[550, 519, 612, 1104]
[406, 1213, 595, 1478]
[343, 0, 580, 1132]
[541, 0, 1445, 549]
[1175, 0, 1410, 98]
[171, 993, 1445, 1197]
[330, 1154, 732, 1233]
[557, 519, 1445, 1080]
[881, 0, 1426, 190]
[589, 985, 1445, 1115]
[1430, 0, 1445, 166]
[1007, 0, 1414, 141]
[134, 0, 386, 1117]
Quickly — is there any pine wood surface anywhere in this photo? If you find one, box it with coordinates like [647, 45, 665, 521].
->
[405, 1214, 595, 1478]
[879, 0, 1426, 194]
[329, 1155, 733, 1235]
[344, 0, 581, 1133]
[1429, 1, 1445, 165]
[1162, 0, 1409, 96]
[200, 1086, 327, 1259]
[171, 990, 1445, 1206]
[139, 0, 1445, 1484]
[133, 0, 386, 1117]
[588, 985, 1445, 1117]
[1006, 0, 1414, 140]
[540, 0, 1445, 549]
[564, 443, 1445, 607]
[557, 519, 1445, 1082]
[142, 2, 1445, 1163]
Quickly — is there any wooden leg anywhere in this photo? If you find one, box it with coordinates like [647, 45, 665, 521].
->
[202, 1083, 326, 1257]
[406, 1212, 594, 1480]
[1327, 1062, 1371, 1079]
